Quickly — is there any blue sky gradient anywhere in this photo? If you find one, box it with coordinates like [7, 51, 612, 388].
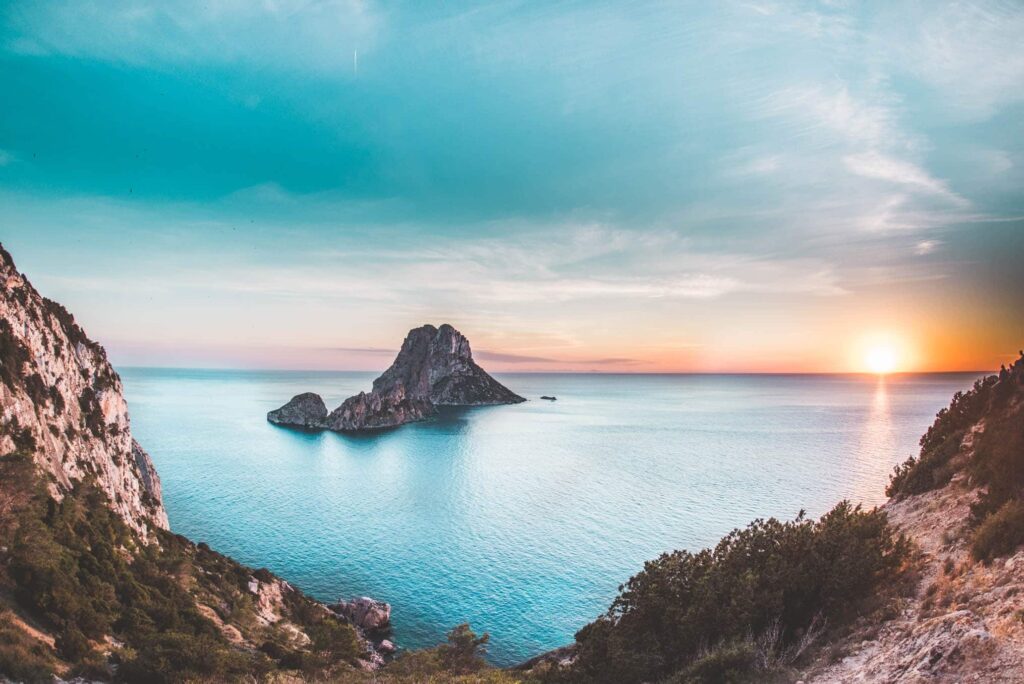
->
[1, 1, 1022, 371]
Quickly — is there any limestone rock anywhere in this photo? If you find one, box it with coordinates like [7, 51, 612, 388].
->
[0, 243, 168, 538]
[270, 323, 525, 432]
[267, 392, 328, 428]
[332, 596, 392, 632]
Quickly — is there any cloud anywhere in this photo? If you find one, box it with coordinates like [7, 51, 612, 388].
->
[475, 350, 642, 366]
[475, 350, 558, 364]
[884, 1, 1024, 120]
[3, 0, 382, 73]
[915, 240, 942, 256]
[843, 151, 967, 206]
[758, 84, 905, 149]
[580, 357, 641, 366]
[326, 346, 393, 354]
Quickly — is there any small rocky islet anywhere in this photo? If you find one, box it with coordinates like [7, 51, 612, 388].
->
[268, 323, 526, 432]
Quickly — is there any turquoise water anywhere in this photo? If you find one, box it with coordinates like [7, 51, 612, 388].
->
[120, 369, 980, 665]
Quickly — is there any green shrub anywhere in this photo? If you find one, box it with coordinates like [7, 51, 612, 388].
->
[0, 458, 363, 682]
[566, 502, 908, 684]
[971, 500, 1024, 563]
[968, 408, 1024, 521]
[887, 361, 1024, 502]
[0, 610, 57, 683]
[665, 641, 756, 684]
[439, 623, 490, 674]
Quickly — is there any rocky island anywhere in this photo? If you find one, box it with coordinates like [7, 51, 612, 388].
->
[268, 323, 525, 432]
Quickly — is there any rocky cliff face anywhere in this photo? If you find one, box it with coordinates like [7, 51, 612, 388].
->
[0, 242, 398, 680]
[0, 244, 167, 537]
[270, 323, 525, 432]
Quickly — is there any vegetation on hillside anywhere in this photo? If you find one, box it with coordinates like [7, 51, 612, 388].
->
[0, 450, 365, 682]
[550, 502, 910, 683]
[0, 449, 529, 683]
[887, 352, 1024, 563]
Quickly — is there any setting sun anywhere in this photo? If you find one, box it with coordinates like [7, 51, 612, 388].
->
[865, 345, 899, 374]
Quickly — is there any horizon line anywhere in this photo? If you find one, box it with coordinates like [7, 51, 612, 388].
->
[115, 364, 992, 377]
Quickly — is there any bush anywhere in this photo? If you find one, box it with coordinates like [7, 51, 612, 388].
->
[0, 459, 363, 682]
[665, 642, 756, 684]
[886, 365, 1024, 500]
[439, 623, 490, 674]
[971, 500, 1024, 563]
[566, 502, 908, 684]
[0, 610, 57, 683]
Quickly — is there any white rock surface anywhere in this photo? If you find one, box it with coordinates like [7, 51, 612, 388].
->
[0, 244, 168, 538]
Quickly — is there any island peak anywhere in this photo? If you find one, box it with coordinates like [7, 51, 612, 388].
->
[269, 323, 525, 432]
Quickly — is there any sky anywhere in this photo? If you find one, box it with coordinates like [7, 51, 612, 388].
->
[1, 0, 1022, 373]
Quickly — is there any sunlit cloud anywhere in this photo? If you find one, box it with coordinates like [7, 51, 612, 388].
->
[1, 1, 1021, 371]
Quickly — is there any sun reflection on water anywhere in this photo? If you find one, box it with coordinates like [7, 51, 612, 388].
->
[851, 377, 899, 503]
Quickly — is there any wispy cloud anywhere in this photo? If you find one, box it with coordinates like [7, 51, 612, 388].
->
[843, 152, 966, 206]
[758, 84, 906, 149]
[883, 1, 1024, 120]
[3, 0, 382, 73]
[476, 350, 558, 364]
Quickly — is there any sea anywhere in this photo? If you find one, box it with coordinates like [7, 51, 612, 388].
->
[119, 369, 981, 665]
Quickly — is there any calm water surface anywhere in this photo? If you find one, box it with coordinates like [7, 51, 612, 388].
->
[120, 370, 980, 664]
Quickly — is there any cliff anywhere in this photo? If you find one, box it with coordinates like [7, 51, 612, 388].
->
[269, 323, 525, 432]
[0, 245, 167, 537]
[0, 244, 390, 681]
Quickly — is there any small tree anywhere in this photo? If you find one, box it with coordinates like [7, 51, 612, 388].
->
[438, 623, 489, 674]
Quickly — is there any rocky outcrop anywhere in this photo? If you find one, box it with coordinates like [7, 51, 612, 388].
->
[332, 596, 392, 633]
[269, 323, 525, 432]
[267, 392, 328, 428]
[0, 244, 168, 537]
[0, 242, 396, 677]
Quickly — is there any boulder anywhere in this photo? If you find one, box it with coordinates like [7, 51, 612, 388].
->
[333, 596, 392, 632]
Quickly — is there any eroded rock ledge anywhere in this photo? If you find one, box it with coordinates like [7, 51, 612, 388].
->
[268, 324, 525, 432]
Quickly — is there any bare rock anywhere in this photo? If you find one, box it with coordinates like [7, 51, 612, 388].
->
[332, 596, 392, 632]
[271, 323, 525, 432]
[0, 243, 168, 538]
[267, 392, 328, 428]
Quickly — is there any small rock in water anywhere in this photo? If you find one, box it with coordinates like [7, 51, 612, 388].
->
[540, 395, 557, 401]
[267, 392, 328, 428]
[333, 596, 392, 631]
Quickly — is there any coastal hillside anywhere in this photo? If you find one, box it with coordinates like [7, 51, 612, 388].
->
[0, 245, 398, 682]
[3, 235, 1022, 683]
[520, 358, 1024, 683]
[801, 355, 1024, 682]
[0, 245, 166, 538]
